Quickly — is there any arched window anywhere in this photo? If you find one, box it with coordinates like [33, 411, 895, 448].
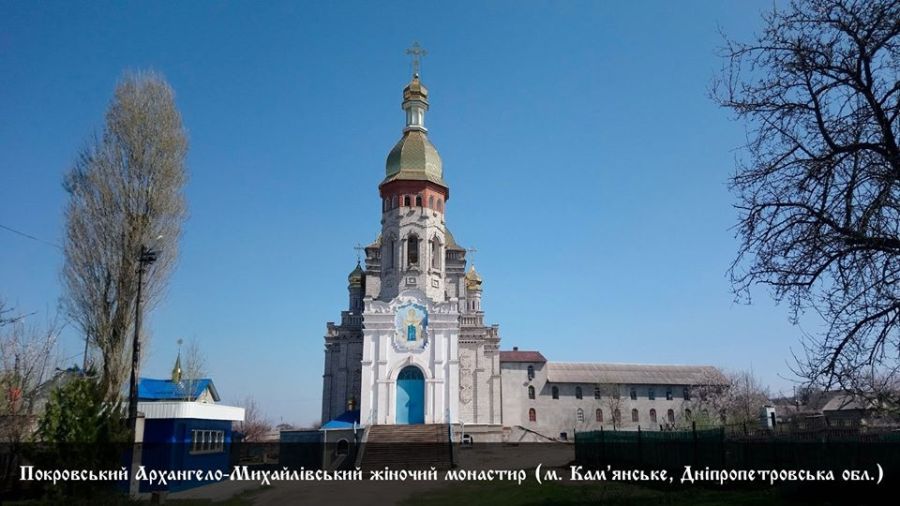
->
[383, 198, 388, 211]
[631, 409, 639, 423]
[437, 199, 443, 212]
[336, 439, 349, 456]
[429, 195, 435, 208]
[385, 239, 395, 269]
[391, 196, 397, 209]
[667, 409, 675, 423]
[613, 409, 621, 424]
[403, 195, 411, 206]
[594, 386, 601, 399]
[430, 236, 441, 269]
[407, 236, 419, 265]
[528, 408, 536, 422]
[595, 409, 603, 422]
[528, 386, 535, 400]
[575, 386, 583, 399]
[551, 386, 559, 400]
[415, 195, 422, 207]
[527, 365, 535, 380]
[630, 388, 637, 400]
[650, 409, 657, 424]
[684, 408, 692, 420]
[576, 408, 584, 422]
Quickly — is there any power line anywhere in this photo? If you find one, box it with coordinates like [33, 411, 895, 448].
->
[0, 223, 62, 249]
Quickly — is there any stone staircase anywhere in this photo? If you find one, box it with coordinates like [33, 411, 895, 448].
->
[358, 424, 452, 471]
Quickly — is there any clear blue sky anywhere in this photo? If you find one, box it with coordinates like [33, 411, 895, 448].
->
[0, 0, 804, 425]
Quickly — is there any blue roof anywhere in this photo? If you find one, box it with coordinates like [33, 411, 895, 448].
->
[138, 378, 219, 401]
[321, 410, 360, 429]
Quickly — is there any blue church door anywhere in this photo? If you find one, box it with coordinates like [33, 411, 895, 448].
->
[396, 366, 425, 424]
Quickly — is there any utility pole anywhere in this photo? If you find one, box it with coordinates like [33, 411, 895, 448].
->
[128, 244, 158, 439]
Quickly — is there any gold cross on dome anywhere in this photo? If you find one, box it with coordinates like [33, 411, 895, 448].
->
[466, 246, 477, 264]
[406, 41, 427, 77]
[354, 243, 365, 263]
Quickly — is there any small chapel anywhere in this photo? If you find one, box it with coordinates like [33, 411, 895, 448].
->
[320, 56, 720, 442]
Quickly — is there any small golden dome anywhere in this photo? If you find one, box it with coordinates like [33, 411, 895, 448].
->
[348, 263, 364, 288]
[465, 265, 482, 291]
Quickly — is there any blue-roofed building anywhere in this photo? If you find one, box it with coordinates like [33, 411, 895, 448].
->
[134, 352, 244, 493]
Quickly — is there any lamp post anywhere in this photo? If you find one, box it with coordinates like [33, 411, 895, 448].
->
[127, 244, 158, 438]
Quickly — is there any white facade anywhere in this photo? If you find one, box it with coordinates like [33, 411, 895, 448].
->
[319, 74, 721, 440]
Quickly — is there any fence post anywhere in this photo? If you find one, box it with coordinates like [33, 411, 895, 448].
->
[637, 425, 642, 467]
[692, 421, 698, 468]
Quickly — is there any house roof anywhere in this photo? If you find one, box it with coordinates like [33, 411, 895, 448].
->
[138, 378, 219, 402]
[499, 350, 547, 363]
[546, 362, 725, 386]
[822, 393, 871, 412]
[321, 410, 360, 430]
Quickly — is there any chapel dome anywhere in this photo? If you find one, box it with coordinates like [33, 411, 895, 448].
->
[384, 130, 445, 186]
[465, 265, 483, 292]
[348, 263, 364, 288]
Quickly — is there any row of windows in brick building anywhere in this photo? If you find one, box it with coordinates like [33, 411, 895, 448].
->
[383, 194, 444, 212]
[527, 385, 691, 401]
[527, 407, 693, 425]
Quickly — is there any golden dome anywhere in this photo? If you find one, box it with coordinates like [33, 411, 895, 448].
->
[348, 263, 364, 288]
[465, 265, 483, 291]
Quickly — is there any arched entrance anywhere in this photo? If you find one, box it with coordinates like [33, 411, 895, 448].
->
[396, 366, 425, 424]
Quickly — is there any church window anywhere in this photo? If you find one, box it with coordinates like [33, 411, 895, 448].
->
[528, 408, 536, 422]
[594, 386, 601, 399]
[684, 408, 692, 420]
[407, 236, 419, 265]
[595, 409, 603, 422]
[650, 409, 657, 424]
[631, 409, 639, 423]
[430, 237, 441, 269]
[429, 195, 435, 208]
[551, 386, 559, 400]
[666, 389, 673, 400]
[648, 389, 655, 400]
[528, 385, 535, 399]
[336, 439, 349, 456]
[527, 365, 535, 380]
[683, 387, 691, 401]
[383, 198, 388, 211]
[575, 386, 583, 399]
[415, 195, 422, 207]
[404, 195, 411, 206]
[392, 195, 397, 209]
[437, 199, 443, 212]
[630, 388, 637, 400]
[613, 409, 621, 424]
[667, 409, 675, 423]
[576, 408, 584, 422]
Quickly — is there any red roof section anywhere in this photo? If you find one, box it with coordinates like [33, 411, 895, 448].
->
[499, 350, 547, 363]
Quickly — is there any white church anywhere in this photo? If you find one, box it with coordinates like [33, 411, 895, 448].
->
[320, 66, 721, 442]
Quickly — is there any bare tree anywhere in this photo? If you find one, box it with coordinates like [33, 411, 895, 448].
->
[62, 71, 188, 400]
[600, 384, 623, 430]
[181, 338, 207, 401]
[714, 0, 900, 404]
[689, 369, 770, 427]
[0, 299, 62, 443]
[235, 396, 273, 442]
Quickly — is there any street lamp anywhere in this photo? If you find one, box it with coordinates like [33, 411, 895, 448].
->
[127, 244, 159, 438]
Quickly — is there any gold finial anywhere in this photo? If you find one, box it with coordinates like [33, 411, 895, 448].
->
[171, 339, 183, 383]
[405, 41, 427, 78]
[465, 264, 483, 291]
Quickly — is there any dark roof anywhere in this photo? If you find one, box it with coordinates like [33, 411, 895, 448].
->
[499, 350, 547, 363]
[138, 378, 219, 402]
